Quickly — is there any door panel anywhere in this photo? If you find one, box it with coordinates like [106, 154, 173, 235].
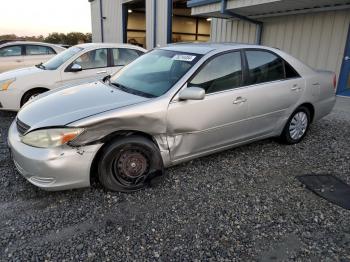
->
[167, 51, 249, 161]
[167, 89, 249, 161]
[0, 56, 25, 72]
[244, 78, 304, 137]
[243, 49, 303, 138]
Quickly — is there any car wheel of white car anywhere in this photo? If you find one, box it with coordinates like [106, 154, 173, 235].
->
[280, 106, 311, 144]
[97, 135, 164, 192]
[21, 89, 47, 107]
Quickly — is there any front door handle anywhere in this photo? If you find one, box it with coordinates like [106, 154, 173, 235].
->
[96, 70, 107, 74]
[233, 97, 247, 104]
[291, 84, 301, 91]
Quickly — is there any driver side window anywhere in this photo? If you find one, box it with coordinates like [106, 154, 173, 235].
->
[73, 48, 107, 70]
[189, 51, 243, 94]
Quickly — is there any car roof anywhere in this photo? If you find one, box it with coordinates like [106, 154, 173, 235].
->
[0, 41, 60, 47]
[160, 42, 270, 55]
[75, 43, 147, 52]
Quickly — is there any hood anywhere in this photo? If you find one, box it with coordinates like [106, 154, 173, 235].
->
[17, 81, 150, 130]
[0, 66, 44, 80]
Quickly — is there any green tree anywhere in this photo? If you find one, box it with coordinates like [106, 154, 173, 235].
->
[85, 33, 92, 43]
[44, 33, 66, 44]
[65, 32, 87, 45]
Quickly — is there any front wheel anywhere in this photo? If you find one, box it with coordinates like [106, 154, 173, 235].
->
[97, 136, 164, 192]
[280, 106, 311, 144]
[21, 89, 47, 107]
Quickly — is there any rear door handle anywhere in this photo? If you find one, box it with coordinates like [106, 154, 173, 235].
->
[16, 60, 23, 63]
[96, 70, 107, 74]
[233, 97, 247, 104]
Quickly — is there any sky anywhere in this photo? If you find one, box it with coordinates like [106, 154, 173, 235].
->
[0, 0, 91, 36]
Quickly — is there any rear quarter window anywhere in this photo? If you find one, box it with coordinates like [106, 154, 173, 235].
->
[245, 50, 285, 85]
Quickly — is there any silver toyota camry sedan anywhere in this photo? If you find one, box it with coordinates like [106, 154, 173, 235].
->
[8, 43, 336, 192]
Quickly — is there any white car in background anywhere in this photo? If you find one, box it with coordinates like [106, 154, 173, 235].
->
[0, 43, 146, 110]
[0, 41, 65, 73]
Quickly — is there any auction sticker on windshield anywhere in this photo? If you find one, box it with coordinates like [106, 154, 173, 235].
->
[172, 54, 196, 62]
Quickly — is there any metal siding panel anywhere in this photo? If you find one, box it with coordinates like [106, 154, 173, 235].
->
[298, 15, 313, 62]
[155, 0, 168, 47]
[211, 18, 218, 41]
[328, 11, 346, 72]
[90, 0, 101, 42]
[237, 20, 245, 42]
[276, 20, 286, 49]
[221, 19, 227, 42]
[307, 13, 324, 68]
[146, 0, 154, 49]
[231, 20, 238, 42]
[248, 23, 257, 43]
[282, 16, 295, 53]
[102, 0, 123, 43]
[334, 12, 350, 77]
[316, 12, 335, 69]
[227, 20, 233, 41]
[242, 22, 250, 43]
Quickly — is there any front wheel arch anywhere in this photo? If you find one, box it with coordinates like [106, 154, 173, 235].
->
[20, 87, 50, 107]
[89, 130, 162, 186]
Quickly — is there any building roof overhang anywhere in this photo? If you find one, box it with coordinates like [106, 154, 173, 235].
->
[188, 0, 350, 19]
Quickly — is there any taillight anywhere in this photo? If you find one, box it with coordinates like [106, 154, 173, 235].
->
[333, 74, 337, 89]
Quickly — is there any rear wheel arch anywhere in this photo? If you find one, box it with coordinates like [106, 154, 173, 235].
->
[297, 102, 315, 123]
[20, 87, 50, 107]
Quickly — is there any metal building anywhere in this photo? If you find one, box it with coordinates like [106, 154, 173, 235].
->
[89, 0, 350, 96]
[89, 0, 211, 49]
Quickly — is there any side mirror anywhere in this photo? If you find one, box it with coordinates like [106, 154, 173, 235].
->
[69, 63, 82, 72]
[179, 87, 205, 101]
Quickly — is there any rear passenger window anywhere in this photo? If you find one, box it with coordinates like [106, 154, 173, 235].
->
[245, 50, 285, 85]
[112, 48, 141, 66]
[0, 45, 22, 57]
[189, 52, 242, 94]
[26, 45, 56, 55]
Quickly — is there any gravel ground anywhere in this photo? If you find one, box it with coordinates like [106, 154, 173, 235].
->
[0, 98, 349, 261]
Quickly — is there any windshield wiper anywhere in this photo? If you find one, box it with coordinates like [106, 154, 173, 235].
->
[35, 62, 46, 70]
[110, 82, 155, 98]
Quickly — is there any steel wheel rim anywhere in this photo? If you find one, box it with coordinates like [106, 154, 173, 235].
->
[112, 148, 150, 187]
[289, 111, 308, 140]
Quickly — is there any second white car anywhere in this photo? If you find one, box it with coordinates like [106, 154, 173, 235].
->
[0, 43, 146, 111]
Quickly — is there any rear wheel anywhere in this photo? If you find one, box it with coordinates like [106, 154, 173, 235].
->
[97, 136, 164, 192]
[280, 106, 310, 144]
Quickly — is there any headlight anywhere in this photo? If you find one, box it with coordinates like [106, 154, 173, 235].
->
[21, 128, 84, 148]
[0, 78, 16, 91]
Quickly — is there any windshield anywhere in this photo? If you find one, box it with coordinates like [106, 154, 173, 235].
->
[110, 49, 202, 97]
[42, 46, 83, 70]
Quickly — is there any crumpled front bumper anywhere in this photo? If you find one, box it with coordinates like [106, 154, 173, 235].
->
[7, 121, 103, 191]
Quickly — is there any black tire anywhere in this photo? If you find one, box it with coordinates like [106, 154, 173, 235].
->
[280, 106, 311, 145]
[21, 89, 47, 107]
[97, 135, 164, 192]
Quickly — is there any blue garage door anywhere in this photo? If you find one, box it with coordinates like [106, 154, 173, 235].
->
[337, 24, 350, 96]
